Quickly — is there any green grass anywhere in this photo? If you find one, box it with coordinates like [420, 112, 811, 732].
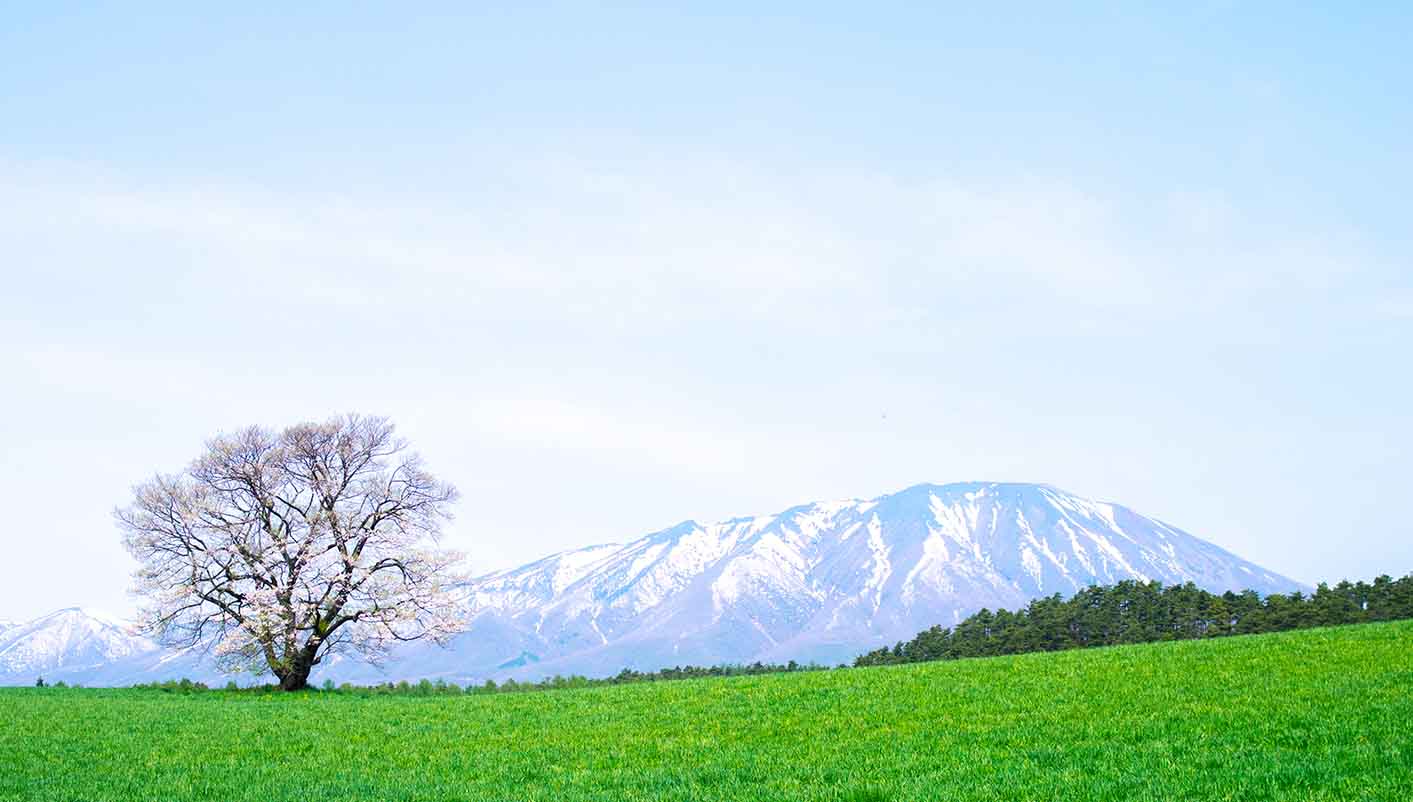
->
[2, 621, 1409, 801]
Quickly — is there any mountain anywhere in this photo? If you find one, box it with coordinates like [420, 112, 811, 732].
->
[0, 608, 154, 685]
[0, 482, 1305, 686]
[0, 608, 221, 687]
[423, 482, 1303, 681]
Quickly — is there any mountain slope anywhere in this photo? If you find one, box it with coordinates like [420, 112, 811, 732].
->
[0, 608, 157, 685]
[440, 481, 1303, 680]
[0, 608, 224, 687]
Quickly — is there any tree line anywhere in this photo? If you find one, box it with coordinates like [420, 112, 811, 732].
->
[119, 660, 826, 696]
[854, 573, 1413, 667]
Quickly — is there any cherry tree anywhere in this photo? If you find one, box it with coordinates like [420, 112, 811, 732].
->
[118, 415, 466, 690]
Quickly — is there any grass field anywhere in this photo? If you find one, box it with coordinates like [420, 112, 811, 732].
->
[2, 621, 1409, 801]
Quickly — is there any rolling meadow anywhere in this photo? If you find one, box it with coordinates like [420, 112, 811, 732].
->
[2, 620, 1408, 802]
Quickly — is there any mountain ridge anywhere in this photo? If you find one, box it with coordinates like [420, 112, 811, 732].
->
[374, 481, 1305, 683]
[0, 481, 1305, 686]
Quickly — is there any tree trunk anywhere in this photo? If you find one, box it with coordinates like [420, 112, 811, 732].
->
[278, 668, 311, 691]
[276, 648, 317, 691]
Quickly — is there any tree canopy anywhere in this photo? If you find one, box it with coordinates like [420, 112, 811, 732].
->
[118, 414, 466, 690]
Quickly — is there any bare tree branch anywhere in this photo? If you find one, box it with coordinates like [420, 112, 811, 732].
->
[117, 414, 466, 690]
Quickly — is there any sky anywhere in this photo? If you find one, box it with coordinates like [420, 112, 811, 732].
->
[1, 3, 1410, 621]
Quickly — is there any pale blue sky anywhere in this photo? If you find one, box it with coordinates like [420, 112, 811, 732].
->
[2, 3, 1409, 620]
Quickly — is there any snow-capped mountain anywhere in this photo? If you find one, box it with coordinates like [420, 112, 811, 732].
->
[0, 608, 156, 685]
[0, 482, 1305, 686]
[420, 481, 1302, 680]
[0, 608, 222, 687]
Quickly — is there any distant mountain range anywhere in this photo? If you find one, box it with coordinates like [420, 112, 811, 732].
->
[0, 608, 201, 686]
[0, 481, 1305, 686]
